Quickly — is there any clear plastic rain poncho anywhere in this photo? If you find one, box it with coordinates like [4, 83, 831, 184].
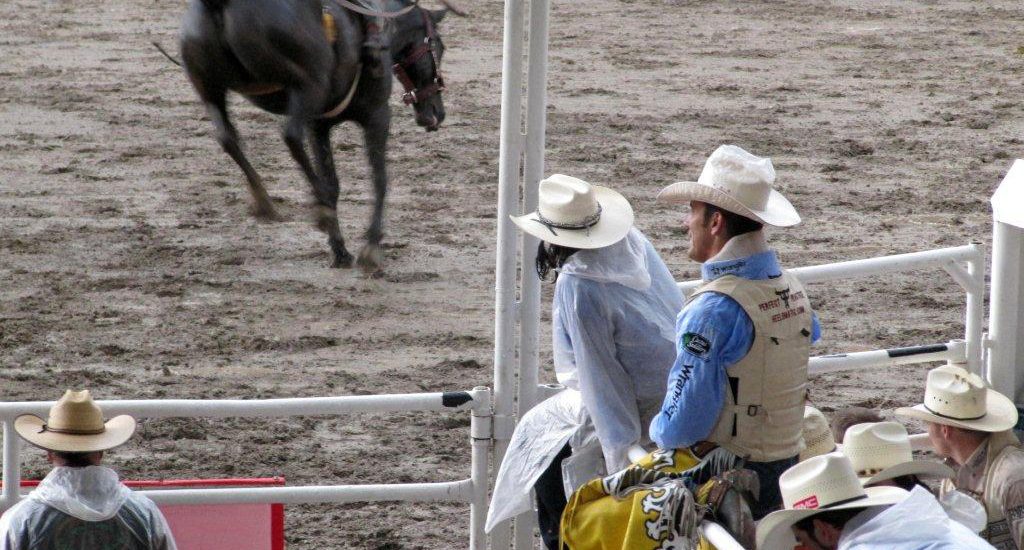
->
[486, 228, 683, 532]
[838, 486, 995, 550]
[0, 466, 177, 550]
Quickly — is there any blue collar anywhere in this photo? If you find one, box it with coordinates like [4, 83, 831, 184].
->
[701, 250, 782, 281]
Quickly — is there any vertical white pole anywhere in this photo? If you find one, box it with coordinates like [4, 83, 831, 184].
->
[470, 388, 492, 550]
[512, 1, 551, 548]
[965, 242, 985, 376]
[2, 421, 20, 510]
[493, 0, 528, 545]
[987, 221, 1024, 401]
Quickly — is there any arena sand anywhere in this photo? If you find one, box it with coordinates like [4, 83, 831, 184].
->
[1, 0, 1022, 547]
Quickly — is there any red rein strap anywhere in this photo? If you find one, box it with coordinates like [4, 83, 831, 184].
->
[391, 9, 444, 105]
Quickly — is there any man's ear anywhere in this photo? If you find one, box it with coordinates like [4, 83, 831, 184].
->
[709, 210, 727, 236]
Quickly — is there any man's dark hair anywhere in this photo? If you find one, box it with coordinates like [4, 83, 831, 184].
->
[703, 204, 763, 238]
[535, 242, 579, 282]
[53, 451, 95, 468]
[792, 506, 865, 534]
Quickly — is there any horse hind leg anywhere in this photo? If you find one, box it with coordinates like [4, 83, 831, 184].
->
[281, 88, 350, 267]
[204, 98, 280, 221]
[311, 123, 354, 268]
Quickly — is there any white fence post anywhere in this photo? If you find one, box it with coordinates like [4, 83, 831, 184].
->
[470, 387, 493, 550]
[988, 159, 1024, 406]
[2, 421, 20, 509]
[492, 0, 528, 545]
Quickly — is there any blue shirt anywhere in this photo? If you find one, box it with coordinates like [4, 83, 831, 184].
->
[649, 249, 821, 451]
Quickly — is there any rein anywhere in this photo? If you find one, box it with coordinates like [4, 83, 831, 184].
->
[391, 8, 444, 105]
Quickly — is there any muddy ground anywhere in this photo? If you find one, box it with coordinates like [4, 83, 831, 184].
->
[1, 0, 1022, 547]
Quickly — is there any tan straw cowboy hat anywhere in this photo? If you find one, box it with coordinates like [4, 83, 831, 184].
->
[657, 144, 801, 227]
[511, 174, 633, 249]
[841, 421, 953, 486]
[756, 453, 909, 550]
[895, 364, 1018, 433]
[15, 390, 136, 453]
[800, 406, 837, 462]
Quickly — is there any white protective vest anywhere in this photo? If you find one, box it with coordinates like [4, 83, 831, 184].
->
[941, 430, 1024, 550]
[692, 273, 812, 462]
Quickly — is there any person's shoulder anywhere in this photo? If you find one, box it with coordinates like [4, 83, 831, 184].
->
[682, 291, 743, 321]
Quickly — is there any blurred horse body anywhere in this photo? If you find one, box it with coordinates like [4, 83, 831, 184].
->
[180, 0, 450, 270]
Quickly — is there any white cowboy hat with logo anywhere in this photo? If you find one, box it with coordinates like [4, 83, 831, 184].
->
[657, 144, 801, 227]
[800, 406, 837, 462]
[756, 453, 909, 550]
[841, 421, 953, 486]
[895, 364, 1018, 433]
[511, 174, 634, 249]
[15, 390, 136, 453]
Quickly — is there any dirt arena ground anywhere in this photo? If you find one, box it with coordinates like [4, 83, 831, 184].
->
[1, 0, 1022, 547]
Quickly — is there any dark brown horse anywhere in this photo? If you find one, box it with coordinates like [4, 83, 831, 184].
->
[179, 0, 454, 271]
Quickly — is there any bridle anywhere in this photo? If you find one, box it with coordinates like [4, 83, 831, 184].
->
[391, 8, 444, 106]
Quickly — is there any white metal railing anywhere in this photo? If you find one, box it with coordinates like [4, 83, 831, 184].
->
[0, 389, 493, 550]
[678, 244, 986, 377]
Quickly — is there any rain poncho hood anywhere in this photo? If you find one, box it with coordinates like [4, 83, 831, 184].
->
[557, 228, 654, 292]
[32, 466, 132, 521]
[838, 486, 996, 550]
[0, 466, 178, 550]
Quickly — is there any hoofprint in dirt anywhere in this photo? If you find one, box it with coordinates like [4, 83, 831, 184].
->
[1, 0, 1022, 547]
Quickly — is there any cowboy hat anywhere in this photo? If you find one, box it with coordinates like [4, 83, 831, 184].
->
[657, 145, 801, 227]
[756, 453, 909, 550]
[15, 390, 136, 453]
[800, 406, 837, 462]
[841, 422, 953, 486]
[511, 174, 633, 249]
[895, 364, 1018, 433]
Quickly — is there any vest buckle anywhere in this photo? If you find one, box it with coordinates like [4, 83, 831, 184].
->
[747, 405, 759, 417]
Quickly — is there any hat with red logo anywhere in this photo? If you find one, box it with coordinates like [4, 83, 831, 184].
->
[756, 453, 909, 550]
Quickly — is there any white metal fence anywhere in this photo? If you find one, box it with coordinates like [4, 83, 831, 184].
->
[0, 389, 493, 549]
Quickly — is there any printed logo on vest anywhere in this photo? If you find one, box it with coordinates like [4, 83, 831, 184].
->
[792, 495, 819, 510]
[683, 333, 711, 356]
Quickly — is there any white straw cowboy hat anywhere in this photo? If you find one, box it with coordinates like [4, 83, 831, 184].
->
[511, 174, 634, 249]
[895, 364, 1018, 433]
[841, 421, 953, 486]
[15, 390, 136, 453]
[756, 453, 909, 550]
[657, 144, 801, 227]
[800, 406, 837, 462]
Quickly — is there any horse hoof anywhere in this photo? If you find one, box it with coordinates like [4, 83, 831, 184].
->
[252, 202, 281, 222]
[332, 252, 354, 269]
[356, 244, 383, 275]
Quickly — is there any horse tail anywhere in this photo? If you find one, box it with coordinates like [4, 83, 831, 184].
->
[200, 0, 228, 12]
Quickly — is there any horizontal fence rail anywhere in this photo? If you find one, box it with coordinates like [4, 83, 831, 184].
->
[676, 244, 983, 294]
[0, 388, 493, 550]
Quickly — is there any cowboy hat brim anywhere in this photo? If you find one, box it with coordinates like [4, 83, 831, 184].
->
[15, 414, 136, 453]
[657, 181, 801, 227]
[860, 459, 954, 486]
[511, 185, 634, 249]
[894, 388, 1018, 433]
[755, 485, 908, 550]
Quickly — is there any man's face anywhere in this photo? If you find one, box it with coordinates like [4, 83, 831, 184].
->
[927, 421, 951, 458]
[791, 519, 841, 550]
[685, 201, 715, 263]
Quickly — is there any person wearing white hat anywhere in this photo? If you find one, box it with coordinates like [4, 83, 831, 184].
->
[649, 145, 821, 519]
[842, 421, 953, 489]
[488, 175, 683, 549]
[896, 364, 1024, 549]
[801, 406, 838, 462]
[0, 390, 177, 550]
[758, 452, 994, 550]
